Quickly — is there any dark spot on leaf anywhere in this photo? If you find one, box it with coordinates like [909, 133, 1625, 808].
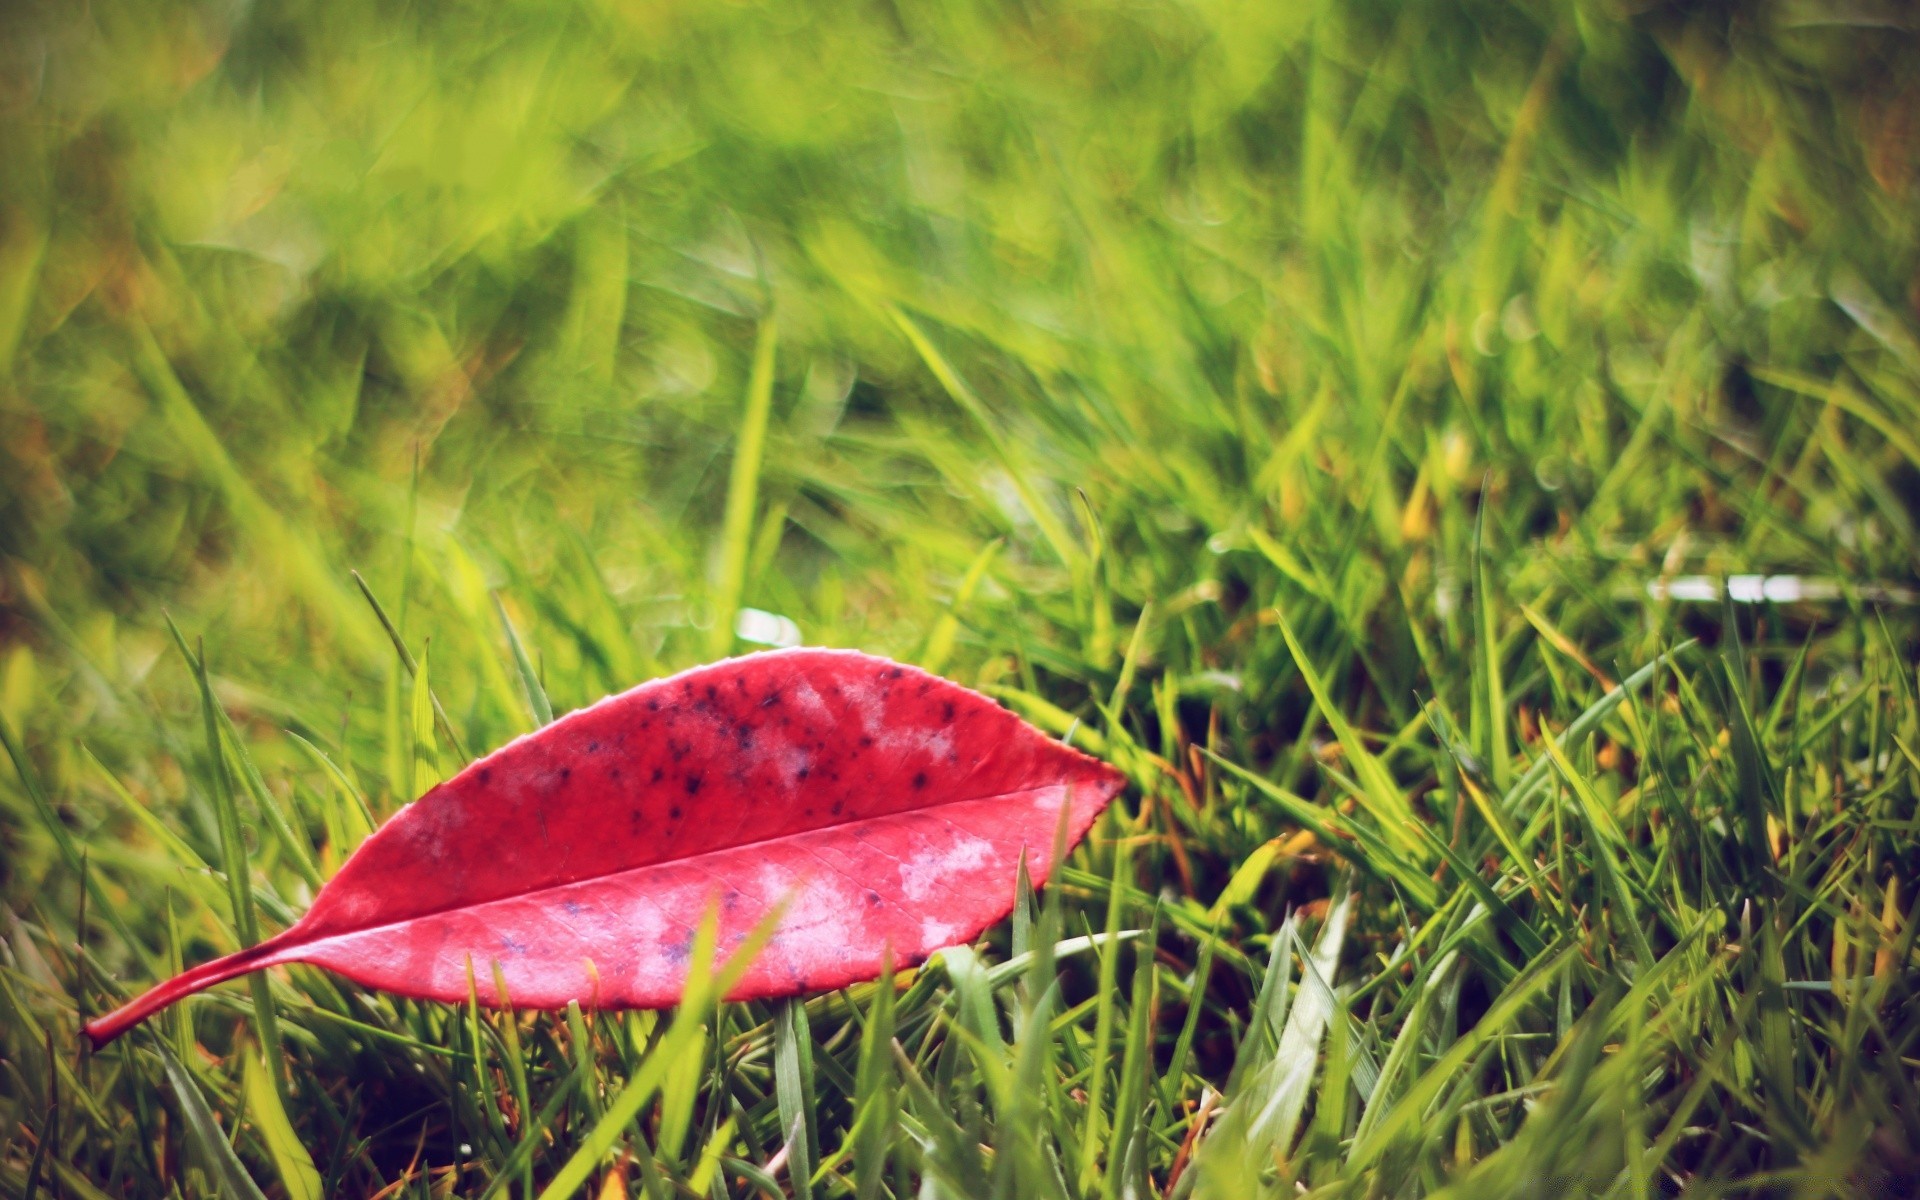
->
[562, 899, 585, 916]
[912, 771, 927, 790]
[663, 931, 692, 965]
[859, 735, 873, 748]
[831, 799, 845, 815]
[762, 691, 782, 708]
[941, 701, 955, 722]
[650, 767, 665, 784]
[670, 805, 683, 819]
[685, 774, 703, 795]
[796, 766, 810, 780]
[865, 890, 882, 907]
[478, 768, 493, 785]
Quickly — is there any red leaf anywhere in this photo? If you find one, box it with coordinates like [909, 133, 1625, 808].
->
[84, 649, 1123, 1046]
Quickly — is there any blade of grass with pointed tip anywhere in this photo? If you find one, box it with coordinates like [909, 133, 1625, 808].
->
[1078, 824, 1131, 1184]
[428, 535, 531, 731]
[284, 731, 376, 846]
[1403, 816, 1543, 966]
[351, 569, 471, 762]
[1104, 907, 1158, 1200]
[773, 997, 818, 1200]
[1472, 502, 1511, 791]
[851, 956, 897, 1200]
[213, 708, 322, 893]
[565, 1001, 602, 1122]
[1205, 749, 1438, 911]
[163, 615, 319, 887]
[1429, 708, 1558, 923]
[1269, 604, 1425, 856]
[1502, 642, 1694, 818]
[1162, 918, 1218, 1113]
[466, 957, 510, 1160]
[710, 318, 778, 658]
[1074, 488, 1115, 667]
[1541, 731, 1656, 969]
[489, 962, 533, 1200]
[413, 643, 444, 796]
[1108, 601, 1152, 714]
[1012, 850, 1036, 963]
[1246, 883, 1352, 1158]
[1224, 917, 1295, 1101]
[1717, 648, 1780, 896]
[494, 594, 554, 727]
[179, 631, 288, 1107]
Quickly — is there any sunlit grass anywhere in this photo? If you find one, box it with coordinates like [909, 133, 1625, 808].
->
[2, 0, 1918, 1195]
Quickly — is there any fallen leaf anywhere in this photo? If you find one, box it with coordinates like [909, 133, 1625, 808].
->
[85, 649, 1123, 1045]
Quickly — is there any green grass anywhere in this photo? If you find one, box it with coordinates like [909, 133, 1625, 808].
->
[3, 0, 1919, 1195]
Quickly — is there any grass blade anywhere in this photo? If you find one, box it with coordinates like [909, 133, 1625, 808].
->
[159, 1043, 272, 1200]
[710, 318, 778, 658]
[494, 594, 555, 727]
[242, 1046, 323, 1200]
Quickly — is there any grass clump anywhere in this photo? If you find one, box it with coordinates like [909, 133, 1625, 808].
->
[2, 0, 1918, 1196]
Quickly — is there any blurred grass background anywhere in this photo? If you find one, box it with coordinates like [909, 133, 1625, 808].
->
[2, 0, 1919, 1195]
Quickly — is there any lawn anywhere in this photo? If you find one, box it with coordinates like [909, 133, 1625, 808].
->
[2, 0, 1918, 1195]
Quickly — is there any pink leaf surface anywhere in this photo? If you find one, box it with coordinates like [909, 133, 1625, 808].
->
[84, 649, 1124, 1046]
